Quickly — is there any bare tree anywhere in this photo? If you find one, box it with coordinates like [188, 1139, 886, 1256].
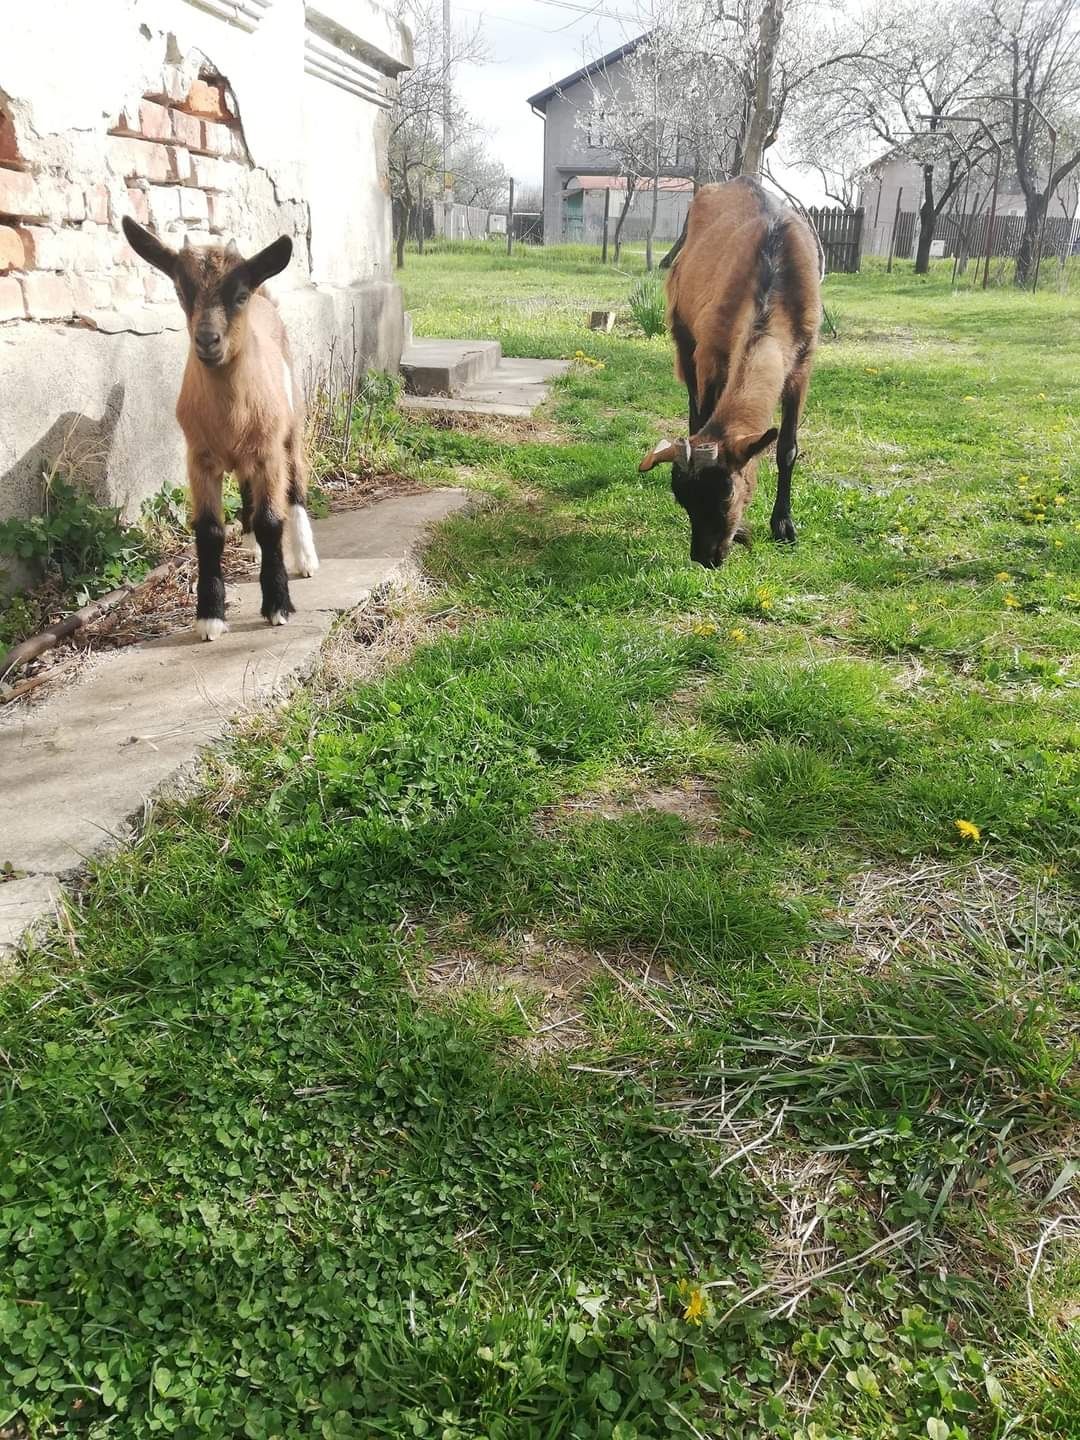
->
[577, 28, 688, 267]
[796, 0, 998, 271]
[387, 0, 485, 267]
[989, 0, 1080, 284]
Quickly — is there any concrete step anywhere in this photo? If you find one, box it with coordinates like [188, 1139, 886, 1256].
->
[400, 338, 502, 396]
[400, 355, 572, 419]
[0, 489, 469, 962]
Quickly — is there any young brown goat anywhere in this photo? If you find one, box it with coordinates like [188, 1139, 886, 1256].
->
[639, 178, 822, 568]
[122, 217, 319, 639]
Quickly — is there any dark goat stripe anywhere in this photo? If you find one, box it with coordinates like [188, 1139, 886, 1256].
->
[752, 218, 787, 336]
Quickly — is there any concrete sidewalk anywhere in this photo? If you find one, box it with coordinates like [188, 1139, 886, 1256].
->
[0, 487, 468, 959]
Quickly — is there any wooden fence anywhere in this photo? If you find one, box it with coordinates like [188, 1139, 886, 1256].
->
[805, 205, 864, 273]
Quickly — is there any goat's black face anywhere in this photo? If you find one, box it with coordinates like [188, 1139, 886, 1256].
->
[639, 427, 780, 569]
[671, 462, 735, 568]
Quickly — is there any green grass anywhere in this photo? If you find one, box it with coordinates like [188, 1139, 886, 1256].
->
[2, 244, 1079, 1439]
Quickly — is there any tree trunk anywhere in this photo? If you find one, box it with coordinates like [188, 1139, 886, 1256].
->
[740, 0, 783, 177]
[646, 168, 660, 271]
[914, 167, 936, 274]
[1015, 194, 1045, 286]
[396, 198, 410, 270]
[612, 180, 636, 263]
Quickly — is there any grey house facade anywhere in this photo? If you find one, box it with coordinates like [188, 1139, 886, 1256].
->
[527, 37, 692, 246]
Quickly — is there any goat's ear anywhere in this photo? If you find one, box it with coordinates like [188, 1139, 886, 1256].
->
[122, 216, 177, 277]
[731, 427, 779, 468]
[244, 235, 293, 290]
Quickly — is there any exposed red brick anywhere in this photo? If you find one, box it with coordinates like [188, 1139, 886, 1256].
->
[0, 110, 20, 166]
[107, 136, 171, 184]
[139, 98, 171, 141]
[190, 154, 233, 191]
[147, 186, 182, 231]
[170, 147, 193, 183]
[126, 186, 150, 225]
[22, 271, 74, 320]
[0, 274, 25, 321]
[71, 275, 113, 314]
[207, 192, 232, 233]
[185, 78, 229, 121]
[171, 108, 202, 149]
[86, 184, 110, 225]
[111, 271, 145, 307]
[0, 224, 25, 271]
[0, 166, 40, 218]
[198, 120, 233, 158]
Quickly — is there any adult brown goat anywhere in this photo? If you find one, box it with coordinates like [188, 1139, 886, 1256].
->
[122, 218, 318, 640]
[639, 178, 822, 568]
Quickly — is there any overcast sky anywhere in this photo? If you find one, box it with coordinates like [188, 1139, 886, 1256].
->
[452, 0, 826, 200]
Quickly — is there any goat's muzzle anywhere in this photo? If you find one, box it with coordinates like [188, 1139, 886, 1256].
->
[194, 327, 225, 367]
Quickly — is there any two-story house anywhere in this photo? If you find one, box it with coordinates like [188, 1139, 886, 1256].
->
[526, 36, 693, 246]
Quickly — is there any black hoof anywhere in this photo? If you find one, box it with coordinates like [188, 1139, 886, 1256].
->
[733, 526, 753, 551]
[770, 514, 797, 545]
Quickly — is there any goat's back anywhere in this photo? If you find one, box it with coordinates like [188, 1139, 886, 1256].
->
[668, 178, 821, 366]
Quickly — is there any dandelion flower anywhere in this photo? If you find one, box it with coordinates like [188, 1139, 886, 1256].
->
[1054, 539, 1064, 549]
[1018, 473, 1029, 482]
[962, 395, 977, 402]
[682, 1286, 706, 1325]
[692, 622, 717, 637]
[729, 626, 747, 643]
[905, 602, 917, 613]
[995, 571, 1011, 582]
[1054, 495, 1066, 506]
[1004, 593, 1020, 608]
[955, 819, 981, 841]
[864, 366, 879, 374]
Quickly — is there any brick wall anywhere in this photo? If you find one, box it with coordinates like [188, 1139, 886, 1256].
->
[0, 68, 299, 326]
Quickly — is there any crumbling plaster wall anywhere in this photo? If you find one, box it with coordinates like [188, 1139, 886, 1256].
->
[0, 0, 412, 531]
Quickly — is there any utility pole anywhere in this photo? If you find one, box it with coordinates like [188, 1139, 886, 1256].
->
[442, 0, 453, 236]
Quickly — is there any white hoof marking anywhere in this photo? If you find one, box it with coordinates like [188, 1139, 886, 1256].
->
[195, 617, 227, 642]
[286, 504, 319, 578]
[268, 610, 290, 627]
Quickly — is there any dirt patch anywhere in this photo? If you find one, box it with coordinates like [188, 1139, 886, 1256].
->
[426, 932, 601, 1060]
[402, 408, 565, 446]
[541, 780, 721, 838]
[317, 470, 426, 510]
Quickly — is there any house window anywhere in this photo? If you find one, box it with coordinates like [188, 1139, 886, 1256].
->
[587, 114, 608, 149]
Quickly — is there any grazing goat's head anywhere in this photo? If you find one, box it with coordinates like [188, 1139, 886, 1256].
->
[639, 429, 778, 568]
[122, 218, 292, 369]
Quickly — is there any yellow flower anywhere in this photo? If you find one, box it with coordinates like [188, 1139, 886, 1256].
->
[1054, 539, 1064, 548]
[692, 622, 718, 637]
[1004, 593, 1020, 608]
[962, 394, 977, 402]
[682, 1286, 706, 1325]
[1018, 473, 1029, 482]
[864, 366, 879, 374]
[994, 572, 1011, 582]
[905, 603, 917, 613]
[1054, 495, 1066, 506]
[954, 819, 981, 841]
[729, 627, 747, 643]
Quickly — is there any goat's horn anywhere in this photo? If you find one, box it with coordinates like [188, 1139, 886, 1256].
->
[689, 441, 719, 468]
[181, 232, 192, 249]
[226, 239, 241, 258]
[638, 438, 689, 473]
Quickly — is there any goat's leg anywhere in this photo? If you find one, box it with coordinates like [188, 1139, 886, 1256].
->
[242, 458, 294, 625]
[238, 479, 260, 563]
[284, 426, 319, 578]
[771, 375, 806, 545]
[189, 451, 227, 641]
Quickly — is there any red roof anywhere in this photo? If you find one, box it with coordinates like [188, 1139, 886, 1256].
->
[565, 175, 693, 193]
